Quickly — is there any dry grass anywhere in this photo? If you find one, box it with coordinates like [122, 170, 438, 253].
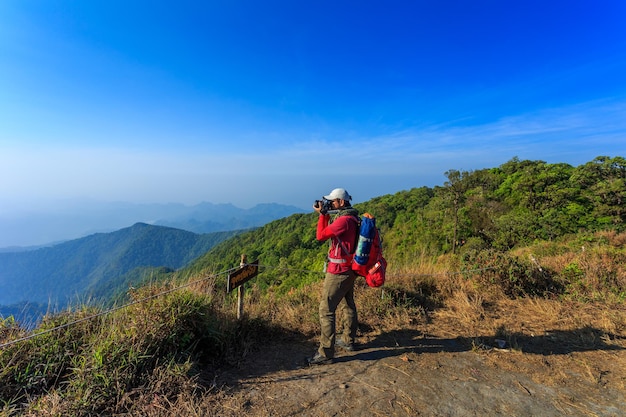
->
[513, 234, 626, 303]
[2, 231, 625, 415]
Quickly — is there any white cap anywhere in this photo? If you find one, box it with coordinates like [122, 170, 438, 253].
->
[324, 188, 352, 201]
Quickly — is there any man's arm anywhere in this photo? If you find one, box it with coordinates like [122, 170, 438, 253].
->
[316, 214, 333, 241]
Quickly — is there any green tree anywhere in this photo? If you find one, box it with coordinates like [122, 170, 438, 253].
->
[572, 156, 626, 228]
[443, 169, 471, 253]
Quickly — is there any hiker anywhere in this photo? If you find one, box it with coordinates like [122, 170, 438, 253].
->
[308, 188, 360, 365]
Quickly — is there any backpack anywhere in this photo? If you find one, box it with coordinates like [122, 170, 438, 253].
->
[351, 213, 387, 287]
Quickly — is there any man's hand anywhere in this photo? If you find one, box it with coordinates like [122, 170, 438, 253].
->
[313, 201, 327, 215]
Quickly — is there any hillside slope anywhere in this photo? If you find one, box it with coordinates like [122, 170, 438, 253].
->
[0, 223, 241, 307]
[185, 156, 626, 295]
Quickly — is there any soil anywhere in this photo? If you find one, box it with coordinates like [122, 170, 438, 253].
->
[204, 305, 626, 417]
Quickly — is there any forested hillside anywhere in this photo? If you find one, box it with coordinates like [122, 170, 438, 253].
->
[185, 156, 626, 293]
[0, 223, 242, 309]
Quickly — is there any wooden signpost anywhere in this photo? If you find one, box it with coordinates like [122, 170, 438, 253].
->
[227, 255, 259, 319]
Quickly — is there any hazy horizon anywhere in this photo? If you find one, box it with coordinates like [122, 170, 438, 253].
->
[0, 199, 311, 249]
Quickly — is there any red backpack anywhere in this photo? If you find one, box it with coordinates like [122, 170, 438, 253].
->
[351, 213, 387, 287]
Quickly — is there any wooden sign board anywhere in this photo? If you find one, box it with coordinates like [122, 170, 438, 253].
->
[227, 259, 259, 293]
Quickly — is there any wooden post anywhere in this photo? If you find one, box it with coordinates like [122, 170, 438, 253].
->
[237, 254, 246, 320]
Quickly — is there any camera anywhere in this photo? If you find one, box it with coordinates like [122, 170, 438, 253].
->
[314, 198, 333, 213]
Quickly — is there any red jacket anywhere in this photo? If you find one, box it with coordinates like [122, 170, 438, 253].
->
[316, 211, 359, 274]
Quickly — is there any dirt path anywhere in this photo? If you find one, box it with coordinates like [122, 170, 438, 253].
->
[207, 324, 626, 416]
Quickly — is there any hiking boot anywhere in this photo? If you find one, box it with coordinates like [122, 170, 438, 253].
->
[307, 352, 333, 366]
[336, 339, 355, 352]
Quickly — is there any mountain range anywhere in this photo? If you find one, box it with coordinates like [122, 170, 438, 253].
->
[0, 201, 306, 249]
[0, 202, 305, 324]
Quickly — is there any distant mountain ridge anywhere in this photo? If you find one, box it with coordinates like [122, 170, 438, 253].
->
[0, 223, 241, 311]
[153, 202, 306, 234]
[0, 201, 306, 249]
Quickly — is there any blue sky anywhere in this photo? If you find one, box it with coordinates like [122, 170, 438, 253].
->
[2, 0, 626, 213]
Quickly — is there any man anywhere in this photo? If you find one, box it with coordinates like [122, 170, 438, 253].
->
[308, 187, 360, 365]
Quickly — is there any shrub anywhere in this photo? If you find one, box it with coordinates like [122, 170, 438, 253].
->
[461, 249, 564, 298]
